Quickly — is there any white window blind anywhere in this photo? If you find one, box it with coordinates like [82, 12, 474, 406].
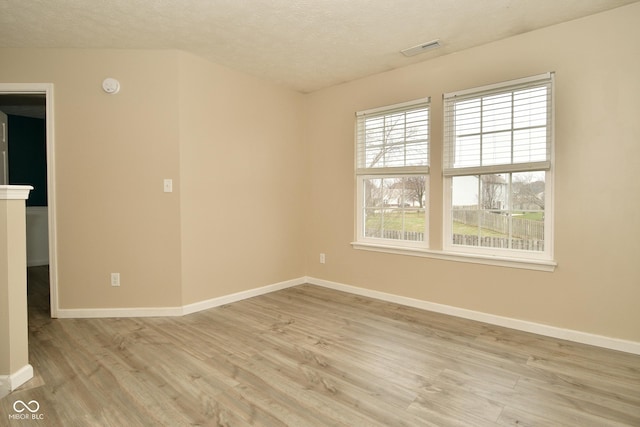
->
[443, 73, 553, 177]
[356, 98, 430, 175]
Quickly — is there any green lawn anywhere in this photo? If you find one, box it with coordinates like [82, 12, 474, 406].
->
[365, 210, 425, 232]
[366, 211, 533, 238]
[513, 212, 544, 221]
[366, 211, 502, 235]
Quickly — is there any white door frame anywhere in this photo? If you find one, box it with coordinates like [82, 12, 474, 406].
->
[0, 83, 59, 318]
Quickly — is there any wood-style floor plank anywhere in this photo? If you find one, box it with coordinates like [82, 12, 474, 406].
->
[1, 267, 639, 426]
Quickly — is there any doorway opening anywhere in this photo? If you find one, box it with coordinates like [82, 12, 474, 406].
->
[0, 84, 58, 318]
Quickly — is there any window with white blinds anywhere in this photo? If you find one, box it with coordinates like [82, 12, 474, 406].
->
[357, 98, 430, 174]
[443, 73, 553, 176]
[355, 98, 430, 248]
[443, 73, 554, 260]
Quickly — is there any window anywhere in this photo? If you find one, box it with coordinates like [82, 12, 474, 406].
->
[355, 98, 430, 248]
[443, 73, 554, 260]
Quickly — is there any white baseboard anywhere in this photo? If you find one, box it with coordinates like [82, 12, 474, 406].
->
[182, 277, 306, 315]
[56, 277, 306, 319]
[305, 276, 640, 356]
[56, 306, 183, 318]
[0, 364, 34, 396]
[52, 275, 640, 355]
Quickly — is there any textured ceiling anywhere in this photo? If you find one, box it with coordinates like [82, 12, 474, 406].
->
[0, 0, 638, 93]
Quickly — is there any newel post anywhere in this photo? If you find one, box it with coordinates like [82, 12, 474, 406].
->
[0, 185, 34, 396]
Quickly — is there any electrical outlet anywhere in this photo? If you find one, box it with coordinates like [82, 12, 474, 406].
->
[320, 253, 326, 264]
[111, 273, 120, 287]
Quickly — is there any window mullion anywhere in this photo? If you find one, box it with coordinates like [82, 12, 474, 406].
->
[401, 178, 406, 238]
[511, 92, 515, 165]
[508, 173, 513, 249]
[382, 116, 388, 168]
[403, 112, 407, 168]
[477, 175, 481, 242]
[480, 98, 485, 167]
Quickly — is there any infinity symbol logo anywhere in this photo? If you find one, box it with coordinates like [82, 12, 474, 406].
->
[13, 400, 40, 413]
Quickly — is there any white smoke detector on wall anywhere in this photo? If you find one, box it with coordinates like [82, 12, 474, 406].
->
[102, 78, 120, 94]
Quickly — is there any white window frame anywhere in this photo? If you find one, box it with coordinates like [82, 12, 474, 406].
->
[442, 73, 555, 262]
[353, 98, 430, 250]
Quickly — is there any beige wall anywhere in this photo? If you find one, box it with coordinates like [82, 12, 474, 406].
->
[0, 48, 306, 310]
[305, 3, 640, 342]
[177, 52, 306, 304]
[0, 49, 184, 309]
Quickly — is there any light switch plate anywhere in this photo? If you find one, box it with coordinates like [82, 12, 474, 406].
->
[163, 179, 173, 193]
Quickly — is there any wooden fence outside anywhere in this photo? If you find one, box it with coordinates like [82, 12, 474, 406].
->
[452, 210, 544, 241]
[451, 234, 545, 251]
[367, 228, 544, 251]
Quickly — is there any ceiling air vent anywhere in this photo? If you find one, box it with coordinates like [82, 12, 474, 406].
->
[401, 39, 441, 57]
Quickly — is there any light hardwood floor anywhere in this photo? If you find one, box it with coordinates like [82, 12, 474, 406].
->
[1, 266, 639, 426]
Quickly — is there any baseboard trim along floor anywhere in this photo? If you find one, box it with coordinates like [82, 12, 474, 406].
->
[0, 364, 33, 396]
[55, 277, 307, 319]
[305, 276, 640, 356]
[55, 275, 640, 355]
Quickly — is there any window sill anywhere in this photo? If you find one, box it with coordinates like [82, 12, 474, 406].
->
[351, 241, 556, 272]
